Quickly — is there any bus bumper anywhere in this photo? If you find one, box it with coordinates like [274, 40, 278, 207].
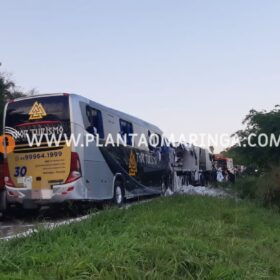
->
[5, 179, 86, 206]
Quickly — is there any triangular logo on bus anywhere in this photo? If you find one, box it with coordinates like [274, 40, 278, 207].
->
[29, 101, 47, 120]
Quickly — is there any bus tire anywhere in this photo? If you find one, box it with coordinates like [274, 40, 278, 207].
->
[0, 191, 7, 212]
[113, 181, 124, 207]
[161, 175, 169, 195]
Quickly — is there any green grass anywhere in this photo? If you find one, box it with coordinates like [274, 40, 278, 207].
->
[1, 195, 280, 279]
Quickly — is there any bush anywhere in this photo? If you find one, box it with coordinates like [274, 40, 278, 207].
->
[234, 176, 259, 199]
[256, 167, 280, 209]
[234, 166, 280, 210]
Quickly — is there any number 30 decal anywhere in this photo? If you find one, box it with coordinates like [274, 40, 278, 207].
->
[14, 166, 27, 177]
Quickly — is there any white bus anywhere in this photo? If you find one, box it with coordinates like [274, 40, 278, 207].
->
[3, 93, 172, 209]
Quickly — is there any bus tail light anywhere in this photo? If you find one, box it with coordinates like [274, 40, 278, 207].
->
[4, 159, 15, 187]
[65, 152, 82, 183]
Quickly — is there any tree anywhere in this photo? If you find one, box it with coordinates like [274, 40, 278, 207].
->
[0, 63, 27, 133]
[226, 106, 280, 169]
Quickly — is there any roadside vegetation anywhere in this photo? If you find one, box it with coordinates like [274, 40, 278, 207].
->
[232, 166, 280, 211]
[1, 195, 280, 279]
[225, 106, 280, 169]
[224, 105, 280, 211]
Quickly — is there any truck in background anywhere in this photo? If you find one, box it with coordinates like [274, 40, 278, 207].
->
[174, 144, 214, 187]
[214, 155, 234, 173]
[213, 154, 235, 183]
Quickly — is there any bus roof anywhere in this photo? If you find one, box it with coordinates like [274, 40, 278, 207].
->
[9, 93, 163, 134]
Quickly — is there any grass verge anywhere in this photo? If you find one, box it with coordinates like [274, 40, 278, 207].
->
[1, 195, 280, 279]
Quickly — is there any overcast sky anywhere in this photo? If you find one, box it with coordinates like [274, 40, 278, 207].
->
[1, 0, 279, 150]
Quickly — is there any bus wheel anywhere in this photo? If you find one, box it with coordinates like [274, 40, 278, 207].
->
[113, 181, 124, 207]
[161, 177, 168, 195]
[0, 191, 9, 216]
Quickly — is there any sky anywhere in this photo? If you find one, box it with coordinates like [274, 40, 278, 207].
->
[1, 0, 280, 151]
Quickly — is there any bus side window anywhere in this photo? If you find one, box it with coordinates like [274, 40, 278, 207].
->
[86, 106, 104, 139]
[119, 119, 133, 146]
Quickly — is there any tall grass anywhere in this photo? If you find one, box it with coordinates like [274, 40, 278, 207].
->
[1, 195, 280, 279]
[235, 166, 280, 210]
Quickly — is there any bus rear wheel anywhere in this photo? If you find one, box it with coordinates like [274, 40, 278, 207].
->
[0, 191, 8, 215]
[113, 181, 124, 207]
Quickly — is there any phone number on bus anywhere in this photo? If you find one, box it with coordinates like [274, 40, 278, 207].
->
[15, 151, 63, 161]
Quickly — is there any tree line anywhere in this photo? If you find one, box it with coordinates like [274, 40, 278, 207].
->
[225, 106, 280, 171]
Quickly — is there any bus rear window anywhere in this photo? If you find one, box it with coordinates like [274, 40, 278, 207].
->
[5, 95, 71, 145]
[6, 95, 70, 128]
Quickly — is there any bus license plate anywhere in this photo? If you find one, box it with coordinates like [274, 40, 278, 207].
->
[32, 190, 53, 200]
